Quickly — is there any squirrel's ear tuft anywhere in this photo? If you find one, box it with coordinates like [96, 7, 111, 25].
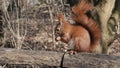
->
[58, 12, 65, 24]
[58, 13, 64, 20]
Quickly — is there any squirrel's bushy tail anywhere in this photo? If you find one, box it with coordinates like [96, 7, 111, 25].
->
[72, 0, 93, 14]
[72, 0, 101, 52]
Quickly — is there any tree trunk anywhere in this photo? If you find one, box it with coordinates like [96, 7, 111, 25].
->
[96, 0, 116, 53]
[0, 48, 120, 68]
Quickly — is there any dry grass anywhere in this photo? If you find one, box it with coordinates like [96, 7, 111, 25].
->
[1, 0, 70, 51]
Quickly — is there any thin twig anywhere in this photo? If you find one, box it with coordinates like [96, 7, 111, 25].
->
[47, 0, 56, 48]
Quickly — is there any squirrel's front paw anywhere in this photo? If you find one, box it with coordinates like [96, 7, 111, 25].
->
[67, 50, 77, 55]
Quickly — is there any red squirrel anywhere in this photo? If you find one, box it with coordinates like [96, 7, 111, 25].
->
[56, 13, 91, 52]
[55, 0, 101, 52]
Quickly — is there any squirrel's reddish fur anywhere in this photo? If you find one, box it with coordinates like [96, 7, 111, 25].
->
[56, 13, 91, 52]
[72, 0, 101, 52]
[55, 0, 101, 52]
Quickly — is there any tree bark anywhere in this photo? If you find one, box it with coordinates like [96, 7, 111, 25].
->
[0, 48, 120, 68]
[96, 0, 116, 53]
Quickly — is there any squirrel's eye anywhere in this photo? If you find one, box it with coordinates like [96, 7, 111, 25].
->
[56, 28, 60, 32]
